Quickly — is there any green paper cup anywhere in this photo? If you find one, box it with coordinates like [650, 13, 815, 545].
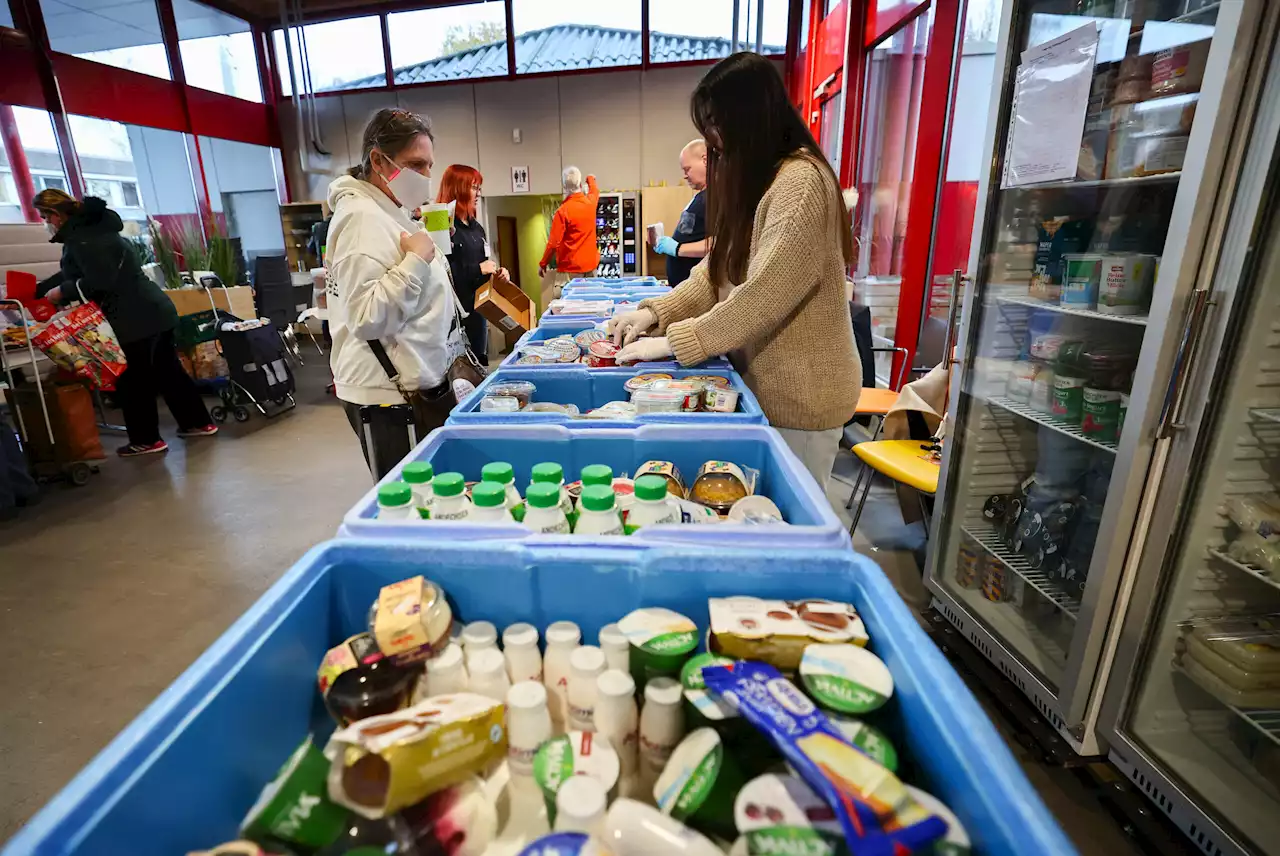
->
[655, 728, 747, 838]
[533, 731, 620, 826]
[799, 644, 894, 715]
[618, 607, 698, 686]
[240, 737, 347, 851]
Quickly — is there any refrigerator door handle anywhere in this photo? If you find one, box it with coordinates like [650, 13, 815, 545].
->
[1157, 286, 1214, 439]
[942, 269, 970, 367]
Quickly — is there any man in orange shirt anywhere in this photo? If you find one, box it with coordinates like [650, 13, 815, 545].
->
[539, 166, 599, 301]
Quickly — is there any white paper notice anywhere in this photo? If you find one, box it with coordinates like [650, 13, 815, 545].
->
[1003, 22, 1100, 188]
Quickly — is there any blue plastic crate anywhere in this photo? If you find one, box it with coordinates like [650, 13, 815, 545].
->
[501, 321, 731, 371]
[565, 276, 662, 287]
[338, 423, 845, 549]
[450, 366, 765, 428]
[2, 540, 1075, 856]
[560, 287, 670, 300]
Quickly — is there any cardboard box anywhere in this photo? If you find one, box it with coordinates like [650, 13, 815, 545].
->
[165, 285, 256, 321]
[474, 276, 531, 346]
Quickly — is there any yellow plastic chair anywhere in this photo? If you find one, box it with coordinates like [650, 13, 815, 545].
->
[846, 440, 941, 538]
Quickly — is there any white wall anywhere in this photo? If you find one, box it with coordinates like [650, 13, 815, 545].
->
[281, 62, 736, 203]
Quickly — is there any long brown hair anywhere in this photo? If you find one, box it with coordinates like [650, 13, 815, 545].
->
[348, 108, 433, 181]
[692, 52, 854, 286]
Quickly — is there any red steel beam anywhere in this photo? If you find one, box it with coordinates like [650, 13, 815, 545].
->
[0, 103, 39, 222]
[10, 0, 84, 197]
[156, 0, 213, 234]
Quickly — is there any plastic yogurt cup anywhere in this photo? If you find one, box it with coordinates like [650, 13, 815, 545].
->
[618, 607, 699, 685]
[826, 714, 899, 772]
[654, 728, 747, 837]
[733, 773, 842, 846]
[905, 786, 971, 855]
[533, 731, 620, 825]
[798, 644, 894, 714]
[680, 652, 738, 725]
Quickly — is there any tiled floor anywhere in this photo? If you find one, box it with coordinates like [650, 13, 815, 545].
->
[0, 367, 1147, 852]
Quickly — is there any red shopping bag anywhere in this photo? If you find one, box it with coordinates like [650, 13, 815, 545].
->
[31, 302, 128, 391]
[4, 271, 56, 322]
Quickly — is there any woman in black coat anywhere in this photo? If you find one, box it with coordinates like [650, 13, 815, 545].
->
[34, 189, 215, 456]
[435, 165, 509, 364]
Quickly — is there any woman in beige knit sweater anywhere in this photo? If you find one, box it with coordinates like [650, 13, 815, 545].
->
[610, 52, 861, 487]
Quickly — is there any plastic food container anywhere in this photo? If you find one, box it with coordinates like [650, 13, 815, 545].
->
[488, 380, 536, 409]
[3, 540, 1073, 856]
[479, 395, 520, 412]
[585, 341, 619, 367]
[624, 373, 673, 393]
[341, 424, 843, 549]
[705, 387, 740, 413]
[632, 387, 686, 414]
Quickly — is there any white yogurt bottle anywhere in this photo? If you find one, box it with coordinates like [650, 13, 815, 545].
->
[595, 670, 639, 796]
[638, 677, 685, 799]
[376, 482, 418, 521]
[415, 641, 468, 702]
[524, 483, 570, 534]
[469, 481, 515, 523]
[430, 472, 471, 521]
[481, 461, 524, 515]
[554, 775, 608, 839]
[568, 645, 607, 732]
[603, 798, 722, 856]
[544, 620, 581, 731]
[598, 623, 630, 673]
[507, 680, 553, 778]
[575, 485, 624, 536]
[462, 620, 499, 659]
[504, 622, 543, 683]
[468, 647, 511, 703]
[400, 462, 434, 517]
[530, 461, 574, 516]
[626, 475, 679, 532]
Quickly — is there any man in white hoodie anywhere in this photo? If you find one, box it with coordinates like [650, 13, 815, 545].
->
[326, 108, 461, 477]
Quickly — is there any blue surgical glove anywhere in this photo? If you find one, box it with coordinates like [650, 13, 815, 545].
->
[655, 236, 679, 257]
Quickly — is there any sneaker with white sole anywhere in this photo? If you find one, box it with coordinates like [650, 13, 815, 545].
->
[117, 441, 168, 457]
[177, 425, 219, 438]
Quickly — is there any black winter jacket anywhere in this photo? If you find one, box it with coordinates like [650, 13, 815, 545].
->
[36, 197, 178, 344]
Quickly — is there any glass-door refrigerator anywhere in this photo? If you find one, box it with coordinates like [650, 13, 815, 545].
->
[1097, 26, 1280, 855]
[924, 0, 1277, 756]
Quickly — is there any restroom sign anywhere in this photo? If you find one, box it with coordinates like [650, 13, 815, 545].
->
[511, 166, 529, 193]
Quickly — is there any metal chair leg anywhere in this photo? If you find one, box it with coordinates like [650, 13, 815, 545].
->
[918, 491, 933, 540]
[844, 455, 867, 509]
[848, 462, 875, 537]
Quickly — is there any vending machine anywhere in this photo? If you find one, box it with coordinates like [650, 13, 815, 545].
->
[595, 192, 639, 277]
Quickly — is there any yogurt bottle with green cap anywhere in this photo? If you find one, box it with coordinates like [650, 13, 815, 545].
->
[625, 475, 679, 533]
[654, 727, 747, 837]
[732, 773, 843, 856]
[240, 737, 347, 851]
[618, 607, 698, 685]
[533, 731, 620, 825]
[580, 464, 613, 488]
[827, 714, 899, 773]
[531, 461, 574, 517]
[469, 481, 514, 524]
[431, 472, 470, 521]
[575, 485, 624, 536]
[526, 483, 571, 534]
[377, 482, 417, 521]
[481, 461, 524, 521]
[400, 462, 434, 518]
[799, 643, 894, 714]
[905, 786, 971, 856]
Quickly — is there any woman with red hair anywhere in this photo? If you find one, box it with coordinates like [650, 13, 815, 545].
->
[437, 164, 507, 363]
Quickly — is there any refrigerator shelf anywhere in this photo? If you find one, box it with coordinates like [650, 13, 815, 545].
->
[1002, 173, 1181, 192]
[1130, 0, 1222, 39]
[965, 521, 1082, 618]
[986, 395, 1120, 453]
[995, 295, 1149, 326]
[1207, 548, 1279, 592]
[1173, 662, 1280, 750]
[1251, 407, 1280, 425]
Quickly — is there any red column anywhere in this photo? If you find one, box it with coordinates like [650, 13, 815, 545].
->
[0, 104, 40, 222]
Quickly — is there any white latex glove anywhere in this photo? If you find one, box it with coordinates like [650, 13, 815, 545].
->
[616, 336, 673, 364]
[608, 306, 658, 346]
